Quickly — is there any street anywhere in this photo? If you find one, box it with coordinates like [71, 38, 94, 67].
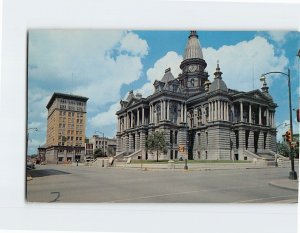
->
[27, 164, 298, 203]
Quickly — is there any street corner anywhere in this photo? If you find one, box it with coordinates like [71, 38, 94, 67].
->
[269, 179, 299, 191]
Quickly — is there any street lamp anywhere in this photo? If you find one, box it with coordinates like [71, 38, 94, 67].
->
[260, 69, 297, 180]
[95, 130, 105, 156]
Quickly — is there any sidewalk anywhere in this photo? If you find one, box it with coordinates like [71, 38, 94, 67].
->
[269, 179, 299, 191]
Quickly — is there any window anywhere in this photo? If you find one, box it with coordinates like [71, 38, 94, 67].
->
[191, 78, 195, 87]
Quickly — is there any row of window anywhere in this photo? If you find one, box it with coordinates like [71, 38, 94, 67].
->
[59, 99, 85, 106]
[59, 111, 84, 117]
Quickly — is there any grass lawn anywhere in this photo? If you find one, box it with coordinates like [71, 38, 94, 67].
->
[131, 159, 251, 164]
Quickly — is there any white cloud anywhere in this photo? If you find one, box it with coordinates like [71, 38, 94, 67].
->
[119, 32, 149, 57]
[267, 31, 289, 44]
[203, 36, 289, 91]
[28, 30, 149, 153]
[90, 102, 120, 128]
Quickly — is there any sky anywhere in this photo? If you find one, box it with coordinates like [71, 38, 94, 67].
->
[27, 30, 300, 155]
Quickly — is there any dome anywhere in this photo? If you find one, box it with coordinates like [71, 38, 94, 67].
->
[161, 67, 175, 83]
[209, 79, 228, 92]
[183, 31, 204, 60]
[209, 62, 228, 92]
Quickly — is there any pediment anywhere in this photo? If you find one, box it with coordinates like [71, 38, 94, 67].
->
[250, 90, 272, 101]
[126, 97, 138, 107]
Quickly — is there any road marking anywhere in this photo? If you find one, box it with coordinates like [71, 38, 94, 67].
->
[237, 195, 297, 203]
[49, 192, 61, 202]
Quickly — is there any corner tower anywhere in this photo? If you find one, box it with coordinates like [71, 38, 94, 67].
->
[179, 31, 209, 96]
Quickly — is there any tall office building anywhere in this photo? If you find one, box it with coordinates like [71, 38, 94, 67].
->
[44, 92, 88, 163]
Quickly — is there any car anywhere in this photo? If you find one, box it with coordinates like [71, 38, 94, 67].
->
[26, 160, 35, 169]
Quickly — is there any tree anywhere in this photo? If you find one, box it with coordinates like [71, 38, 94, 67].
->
[277, 142, 290, 157]
[145, 131, 168, 162]
[94, 148, 105, 158]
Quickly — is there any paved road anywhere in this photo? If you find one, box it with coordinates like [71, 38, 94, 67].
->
[27, 164, 298, 203]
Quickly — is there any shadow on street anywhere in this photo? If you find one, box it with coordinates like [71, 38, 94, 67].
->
[28, 169, 71, 178]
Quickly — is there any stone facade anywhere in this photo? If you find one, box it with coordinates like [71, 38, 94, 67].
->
[116, 31, 277, 161]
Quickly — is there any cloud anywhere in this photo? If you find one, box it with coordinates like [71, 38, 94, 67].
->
[203, 36, 289, 91]
[28, 30, 148, 153]
[90, 102, 120, 128]
[267, 31, 289, 44]
[136, 51, 183, 97]
[119, 32, 149, 57]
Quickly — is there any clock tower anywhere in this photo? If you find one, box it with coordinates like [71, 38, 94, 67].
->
[179, 31, 209, 95]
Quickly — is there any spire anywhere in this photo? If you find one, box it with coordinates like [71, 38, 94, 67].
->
[214, 61, 223, 79]
[183, 30, 203, 60]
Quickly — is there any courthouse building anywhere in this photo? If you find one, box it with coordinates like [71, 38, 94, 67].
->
[116, 31, 277, 161]
[43, 92, 88, 164]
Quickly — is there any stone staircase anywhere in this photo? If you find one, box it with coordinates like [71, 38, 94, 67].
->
[244, 150, 270, 165]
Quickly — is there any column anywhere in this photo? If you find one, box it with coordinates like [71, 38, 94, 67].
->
[164, 100, 166, 120]
[137, 108, 140, 126]
[212, 102, 214, 121]
[184, 103, 187, 123]
[126, 113, 129, 129]
[221, 101, 224, 120]
[225, 102, 228, 121]
[259, 106, 262, 125]
[214, 101, 217, 121]
[150, 105, 152, 124]
[167, 100, 170, 121]
[181, 103, 183, 122]
[249, 104, 252, 124]
[216, 100, 219, 120]
[142, 107, 145, 125]
[266, 109, 269, 126]
[240, 102, 243, 122]
[208, 102, 211, 122]
[160, 100, 163, 121]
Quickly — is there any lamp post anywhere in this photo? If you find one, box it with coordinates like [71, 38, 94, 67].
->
[260, 69, 297, 180]
[95, 130, 105, 156]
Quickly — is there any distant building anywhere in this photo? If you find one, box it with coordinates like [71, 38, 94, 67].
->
[116, 31, 277, 161]
[85, 139, 94, 158]
[89, 135, 117, 156]
[44, 92, 88, 164]
[37, 144, 47, 162]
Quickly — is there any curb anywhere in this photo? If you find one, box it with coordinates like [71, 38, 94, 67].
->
[268, 181, 298, 191]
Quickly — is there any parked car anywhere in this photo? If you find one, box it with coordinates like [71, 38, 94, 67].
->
[26, 160, 35, 169]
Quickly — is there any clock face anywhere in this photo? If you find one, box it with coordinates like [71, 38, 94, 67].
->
[188, 65, 197, 72]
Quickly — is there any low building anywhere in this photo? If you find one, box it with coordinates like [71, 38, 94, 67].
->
[45, 145, 85, 164]
[89, 135, 117, 156]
